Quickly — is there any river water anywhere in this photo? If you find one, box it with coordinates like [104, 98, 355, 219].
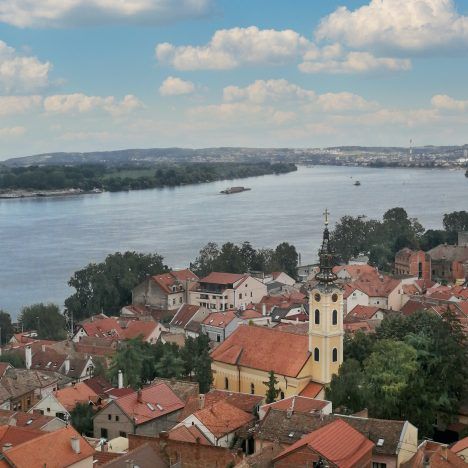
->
[1, 165, 467, 317]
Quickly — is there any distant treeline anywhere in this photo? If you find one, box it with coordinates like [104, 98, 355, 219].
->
[0, 162, 297, 192]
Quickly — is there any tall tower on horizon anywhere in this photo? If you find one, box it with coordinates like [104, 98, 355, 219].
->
[308, 209, 344, 385]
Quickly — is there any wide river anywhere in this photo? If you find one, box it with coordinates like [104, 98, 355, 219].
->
[1, 165, 467, 317]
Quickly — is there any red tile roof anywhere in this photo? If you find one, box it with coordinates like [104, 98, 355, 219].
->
[299, 382, 324, 398]
[151, 269, 199, 294]
[333, 264, 378, 280]
[192, 400, 253, 438]
[199, 272, 245, 285]
[274, 419, 374, 468]
[347, 305, 381, 320]
[168, 424, 212, 445]
[0, 425, 43, 450]
[0, 410, 59, 430]
[262, 396, 329, 415]
[202, 310, 237, 328]
[211, 325, 310, 377]
[170, 304, 201, 328]
[82, 317, 123, 339]
[55, 382, 100, 411]
[1, 425, 94, 468]
[121, 320, 160, 341]
[114, 382, 185, 425]
[349, 275, 400, 298]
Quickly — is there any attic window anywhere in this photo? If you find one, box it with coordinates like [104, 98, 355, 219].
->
[377, 439, 384, 446]
[146, 403, 155, 411]
[26, 419, 33, 425]
[156, 404, 163, 411]
[288, 432, 294, 438]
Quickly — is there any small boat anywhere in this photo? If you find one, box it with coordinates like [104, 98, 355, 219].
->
[354, 180, 361, 186]
[220, 186, 251, 194]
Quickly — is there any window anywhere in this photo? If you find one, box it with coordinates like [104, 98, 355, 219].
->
[314, 348, 320, 362]
[314, 293, 321, 302]
[239, 293, 242, 299]
[101, 428, 108, 439]
[225, 377, 229, 390]
[179, 297, 183, 303]
[216, 334, 221, 343]
[372, 464, 387, 468]
[46, 407, 50, 413]
[119, 431, 127, 438]
[314, 309, 320, 325]
[418, 262, 423, 279]
[56, 412, 65, 420]
[332, 309, 338, 325]
[332, 293, 338, 302]
[332, 348, 338, 362]
[250, 292, 252, 297]
[280, 391, 285, 400]
[250, 383, 255, 394]
[108, 414, 111, 421]
[172, 298, 176, 305]
[115, 415, 119, 422]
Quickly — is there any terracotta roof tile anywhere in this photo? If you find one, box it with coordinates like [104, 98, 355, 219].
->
[151, 269, 198, 294]
[0, 425, 44, 450]
[199, 272, 245, 285]
[55, 382, 100, 411]
[211, 325, 310, 377]
[262, 396, 329, 416]
[0, 410, 58, 430]
[299, 382, 324, 398]
[202, 310, 237, 328]
[82, 317, 123, 339]
[121, 320, 160, 341]
[168, 424, 212, 445]
[170, 304, 201, 328]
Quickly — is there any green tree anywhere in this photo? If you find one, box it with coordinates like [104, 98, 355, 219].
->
[0, 310, 14, 345]
[263, 371, 280, 404]
[194, 346, 212, 393]
[65, 251, 168, 320]
[443, 210, 468, 233]
[180, 336, 196, 377]
[330, 215, 372, 262]
[325, 359, 366, 414]
[107, 338, 145, 389]
[273, 242, 298, 279]
[0, 352, 25, 368]
[154, 349, 185, 379]
[191, 242, 220, 277]
[18, 303, 67, 340]
[363, 340, 418, 420]
[344, 331, 376, 366]
[70, 403, 94, 436]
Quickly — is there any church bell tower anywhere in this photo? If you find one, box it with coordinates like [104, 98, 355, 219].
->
[308, 209, 344, 385]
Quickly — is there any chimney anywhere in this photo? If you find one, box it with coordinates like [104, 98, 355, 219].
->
[64, 357, 70, 375]
[137, 389, 143, 403]
[25, 345, 32, 370]
[262, 303, 267, 316]
[70, 437, 80, 454]
[198, 394, 205, 410]
[118, 370, 123, 389]
[41, 344, 46, 352]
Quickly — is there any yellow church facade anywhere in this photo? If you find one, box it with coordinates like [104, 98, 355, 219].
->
[211, 213, 344, 399]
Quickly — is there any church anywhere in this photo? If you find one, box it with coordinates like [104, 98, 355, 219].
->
[210, 213, 344, 399]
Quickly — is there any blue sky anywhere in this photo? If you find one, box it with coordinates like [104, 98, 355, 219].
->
[0, 0, 467, 160]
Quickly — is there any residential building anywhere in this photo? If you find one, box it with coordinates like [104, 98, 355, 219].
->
[0, 409, 67, 432]
[428, 244, 468, 283]
[402, 440, 466, 467]
[272, 419, 374, 468]
[450, 437, 468, 462]
[258, 395, 332, 420]
[201, 310, 243, 343]
[189, 272, 267, 312]
[132, 269, 199, 310]
[169, 304, 210, 337]
[93, 382, 185, 440]
[99, 443, 168, 467]
[394, 248, 431, 280]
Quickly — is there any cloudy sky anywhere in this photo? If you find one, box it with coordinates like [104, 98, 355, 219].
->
[0, 0, 467, 160]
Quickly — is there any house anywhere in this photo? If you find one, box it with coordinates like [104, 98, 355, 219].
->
[272, 419, 374, 468]
[132, 269, 199, 310]
[333, 264, 378, 281]
[394, 248, 431, 280]
[346, 305, 386, 321]
[255, 410, 418, 468]
[0, 424, 95, 467]
[93, 382, 185, 440]
[258, 395, 332, 420]
[0, 409, 67, 432]
[189, 272, 267, 312]
[29, 382, 100, 420]
[428, 244, 468, 283]
[402, 440, 466, 467]
[120, 318, 166, 344]
[450, 437, 468, 462]
[73, 315, 122, 342]
[201, 310, 243, 343]
[98, 443, 168, 467]
[174, 399, 254, 448]
[169, 304, 210, 337]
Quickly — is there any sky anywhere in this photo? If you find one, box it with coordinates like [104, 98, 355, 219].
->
[0, 0, 467, 160]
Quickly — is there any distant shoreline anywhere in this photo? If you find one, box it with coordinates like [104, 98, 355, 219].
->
[0, 188, 102, 199]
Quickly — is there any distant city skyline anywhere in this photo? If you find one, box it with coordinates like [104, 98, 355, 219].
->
[0, 0, 467, 160]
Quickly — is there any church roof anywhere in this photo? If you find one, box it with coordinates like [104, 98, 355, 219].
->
[210, 325, 310, 377]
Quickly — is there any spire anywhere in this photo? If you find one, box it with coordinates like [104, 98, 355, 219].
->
[315, 209, 337, 284]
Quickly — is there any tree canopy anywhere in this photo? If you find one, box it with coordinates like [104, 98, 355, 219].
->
[18, 303, 67, 340]
[0, 310, 14, 345]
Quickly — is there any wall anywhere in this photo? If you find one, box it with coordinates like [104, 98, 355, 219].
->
[396, 421, 418, 466]
[346, 290, 369, 314]
[93, 401, 134, 440]
[136, 410, 181, 437]
[29, 394, 68, 419]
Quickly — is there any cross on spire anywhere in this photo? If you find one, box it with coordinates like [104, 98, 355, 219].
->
[323, 208, 329, 226]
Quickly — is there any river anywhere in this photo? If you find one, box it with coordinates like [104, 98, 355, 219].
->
[1, 165, 467, 317]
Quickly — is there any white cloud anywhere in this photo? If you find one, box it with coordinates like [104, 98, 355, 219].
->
[431, 94, 468, 111]
[315, 0, 468, 54]
[0, 95, 42, 115]
[43, 93, 143, 115]
[317, 92, 379, 112]
[156, 26, 313, 70]
[159, 76, 195, 96]
[299, 51, 411, 74]
[0, 0, 213, 27]
[0, 126, 26, 138]
[0, 40, 51, 92]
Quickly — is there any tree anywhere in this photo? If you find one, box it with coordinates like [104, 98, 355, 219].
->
[194, 346, 212, 393]
[263, 371, 279, 404]
[330, 215, 372, 262]
[191, 242, 220, 277]
[107, 338, 146, 389]
[65, 251, 168, 320]
[18, 303, 67, 340]
[0, 310, 14, 345]
[273, 242, 298, 279]
[344, 331, 376, 366]
[363, 340, 418, 420]
[325, 359, 366, 414]
[443, 210, 468, 233]
[155, 350, 185, 379]
[0, 352, 25, 367]
[180, 336, 196, 377]
[70, 403, 94, 436]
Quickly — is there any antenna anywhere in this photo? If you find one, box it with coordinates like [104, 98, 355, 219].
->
[409, 139, 413, 158]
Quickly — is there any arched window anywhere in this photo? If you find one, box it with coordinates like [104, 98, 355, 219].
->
[250, 383, 255, 395]
[280, 391, 285, 400]
[332, 348, 338, 362]
[224, 377, 229, 390]
[332, 309, 338, 325]
[314, 347, 320, 362]
[314, 309, 320, 325]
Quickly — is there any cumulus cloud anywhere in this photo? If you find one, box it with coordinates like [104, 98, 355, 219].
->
[156, 26, 313, 70]
[0, 0, 213, 28]
[0, 40, 51, 92]
[43, 93, 143, 115]
[315, 0, 468, 54]
[431, 94, 468, 111]
[159, 76, 195, 96]
[317, 92, 379, 112]
[0, 95, 42, 115]
[0, 126, 26, 138]
[299, 51, 411, 74]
